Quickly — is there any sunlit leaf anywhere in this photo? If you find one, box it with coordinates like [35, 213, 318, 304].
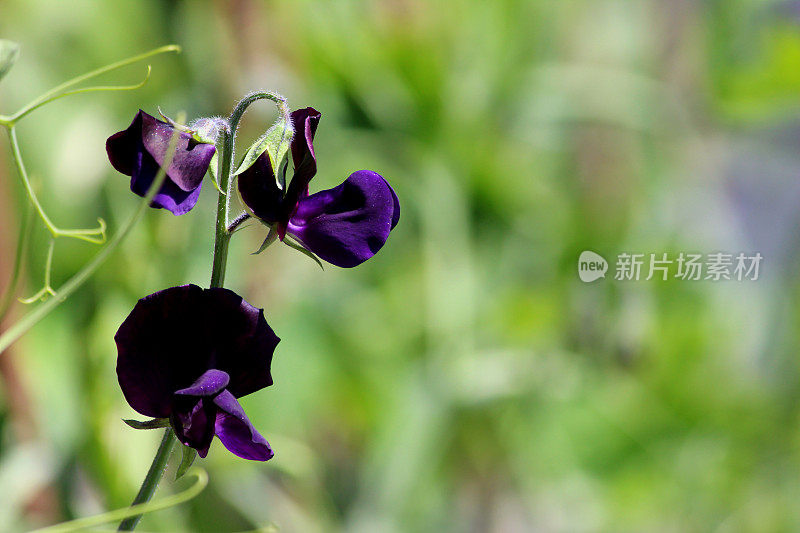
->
[233, 118, 294, 190]
[175, 446, 197, 480]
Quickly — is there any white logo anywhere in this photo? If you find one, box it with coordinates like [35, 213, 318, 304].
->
[578, 251, 608, 282]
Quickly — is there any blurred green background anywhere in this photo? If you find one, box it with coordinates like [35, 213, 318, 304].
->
[2, 0, 800, 531]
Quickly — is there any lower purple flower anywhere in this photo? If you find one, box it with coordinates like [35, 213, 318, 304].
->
[115, 284, 279, 460]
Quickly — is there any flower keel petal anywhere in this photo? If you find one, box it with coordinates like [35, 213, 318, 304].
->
[171, 397, 215, 458]
[213, 390, 274, 461]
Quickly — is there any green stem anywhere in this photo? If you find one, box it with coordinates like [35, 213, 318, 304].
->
[18, 238, 56, 304]
[209, 91, 286, 288]
[6, 66, 153, 125]
[210, 126, 233, 288]
[117, 429, 177, 531]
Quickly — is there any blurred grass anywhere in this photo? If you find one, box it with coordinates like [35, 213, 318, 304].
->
[1, 0, 800, 531]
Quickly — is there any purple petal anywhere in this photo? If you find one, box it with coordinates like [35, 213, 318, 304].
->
[171, 397, 215, 458]
[106, 110, 215, 216]
[129, 148, 203, 215]
[203, 288, 280, 399]
[286, 170, 398, 267]
[237, 151, 283, 224]
[139, 111, 216, 192]
[115, 285, 279, 418]
[106, 126, 138, 176]
[282, 108, 321, 218]
[213, 390, 274, 461]
[116, 285, 210, 418]
[384, 177, 400, 229]
[175, 369, 230, 397]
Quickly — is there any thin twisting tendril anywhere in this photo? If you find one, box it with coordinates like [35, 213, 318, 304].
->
[0, 44, 179, 125]
[29, 468, 208, 533]
[18, 238, 56, 304]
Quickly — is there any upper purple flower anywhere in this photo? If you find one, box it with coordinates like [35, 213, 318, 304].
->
[115, 284, 279, 461]
[106, 110, 216, 215]
[238, 108, 400, 267]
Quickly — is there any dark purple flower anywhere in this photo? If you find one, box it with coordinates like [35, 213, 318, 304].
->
[115, 284, 279, 461]
[238, 107, 400, 267]
[106, 110, 216, 215]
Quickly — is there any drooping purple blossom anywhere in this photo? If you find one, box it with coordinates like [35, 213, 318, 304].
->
[115, 284, 278, 460]
[238, 107, 400, 267]
[106, 110, 216, 215]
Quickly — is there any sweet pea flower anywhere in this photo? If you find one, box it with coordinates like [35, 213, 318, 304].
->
[238, 107, 400, 267]
[106, 110, 216, 215]
[115, 284, 279, 460]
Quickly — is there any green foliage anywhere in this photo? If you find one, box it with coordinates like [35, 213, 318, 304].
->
[233, 118, 293, 191]
[2, 0, 800, 531]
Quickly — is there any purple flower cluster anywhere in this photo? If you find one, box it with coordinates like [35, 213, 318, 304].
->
[107, 105, 399, 461]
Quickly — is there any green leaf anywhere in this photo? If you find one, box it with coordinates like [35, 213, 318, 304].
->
[123, 418, 171, 430]
[284, 235, 324, 270]
[175, 445, 197, 480]
[0, 40, 20, 83]
[233, 118, 294, 191]
[207, 151, 225, 195]
[252, 226, 278, 255]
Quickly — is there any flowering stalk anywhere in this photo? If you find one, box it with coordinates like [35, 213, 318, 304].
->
[119, 93, 284, 530]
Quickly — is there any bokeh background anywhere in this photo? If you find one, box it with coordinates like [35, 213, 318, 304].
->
[2, 0, 800, 531]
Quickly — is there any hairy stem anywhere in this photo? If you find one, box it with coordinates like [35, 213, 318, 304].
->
[210, 125, 233, 288]
[210, 91, 285, 288]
